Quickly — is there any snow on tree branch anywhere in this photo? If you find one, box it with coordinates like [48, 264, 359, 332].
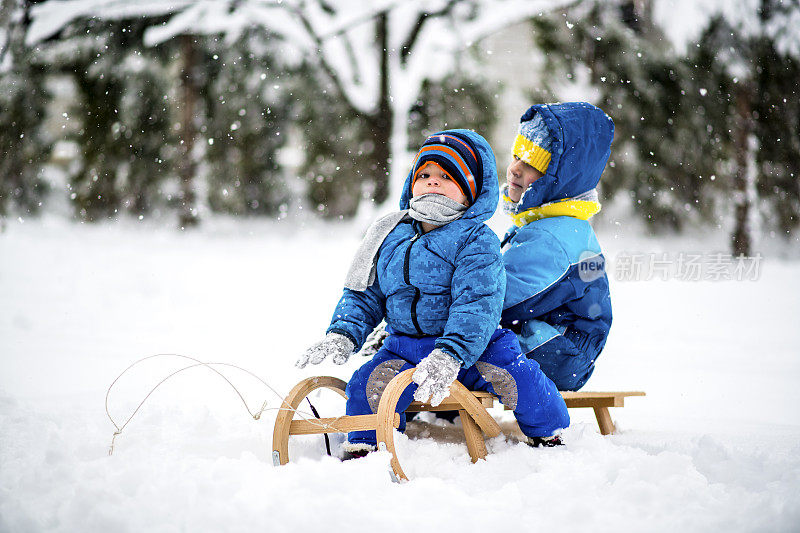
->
[652, 0, 800, 59]
[27, 0, 574, 115]
[25, 0, 194, 45]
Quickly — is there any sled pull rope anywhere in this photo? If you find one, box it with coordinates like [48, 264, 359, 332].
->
[105, 353, 342, 455]
[306, 398, 332, 457]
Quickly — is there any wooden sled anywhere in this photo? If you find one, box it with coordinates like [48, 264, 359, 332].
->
[272, 369, 644, 482]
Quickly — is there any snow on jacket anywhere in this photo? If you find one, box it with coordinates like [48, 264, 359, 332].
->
[327, 129, 504, 368]
[500, 102, 614, 359]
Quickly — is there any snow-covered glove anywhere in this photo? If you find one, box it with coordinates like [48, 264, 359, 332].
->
[295, 332, 355, 369]
[356, 322, 389, 358]
[412, 348, 461, 407]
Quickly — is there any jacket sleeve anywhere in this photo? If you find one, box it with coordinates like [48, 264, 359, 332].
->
[501, 229, 575, 324]
[326, 281, 386, 349]
[434, 229, 505, 368]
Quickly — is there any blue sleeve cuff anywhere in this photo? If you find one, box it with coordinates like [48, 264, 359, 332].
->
[433, 342, 467, 367]
[326, 328, 359, 350]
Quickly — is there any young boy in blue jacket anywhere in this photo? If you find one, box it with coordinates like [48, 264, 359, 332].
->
[501, 102, 614, 391]
[296, 130, 569, 456]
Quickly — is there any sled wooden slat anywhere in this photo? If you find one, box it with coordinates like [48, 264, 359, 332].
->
[288, 413, 400, 435]
[561, 396, 617, 408]
[406, 391, 495, 412]
[561, 390, 645, 409]
[561, 391, 646, 398]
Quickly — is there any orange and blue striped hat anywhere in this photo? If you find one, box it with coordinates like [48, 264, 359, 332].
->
[411, 132, 482, 205]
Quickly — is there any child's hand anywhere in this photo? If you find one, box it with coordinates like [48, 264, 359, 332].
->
[357, 323, 389, 358]
[295, 333, 355, 369]
[412, 349, 461, 407]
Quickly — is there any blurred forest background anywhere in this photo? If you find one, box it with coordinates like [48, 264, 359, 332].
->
[1, 0, 799, 256]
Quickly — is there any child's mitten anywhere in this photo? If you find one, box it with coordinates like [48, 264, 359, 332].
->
[295, 332, 355, 368]
[412, 349, 461, 406]
[357, 323, 389, 358]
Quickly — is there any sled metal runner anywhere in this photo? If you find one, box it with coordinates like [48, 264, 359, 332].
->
[272, 369, 644, 481]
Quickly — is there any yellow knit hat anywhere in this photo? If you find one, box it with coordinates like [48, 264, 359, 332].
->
[512, 113, 553, 173]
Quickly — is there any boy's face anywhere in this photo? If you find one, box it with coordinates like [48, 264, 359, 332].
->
[412, 163, 468, 206]
[506, 155, 544, 202]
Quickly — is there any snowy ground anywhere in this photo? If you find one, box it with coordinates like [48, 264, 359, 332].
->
[2, 213, 800, 532]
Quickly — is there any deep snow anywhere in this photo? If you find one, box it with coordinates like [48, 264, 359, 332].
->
[1, 213, 799, 532]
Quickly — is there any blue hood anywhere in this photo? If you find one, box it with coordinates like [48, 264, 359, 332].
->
[400, 129, 499, 223]
[516, 102, 614, 211]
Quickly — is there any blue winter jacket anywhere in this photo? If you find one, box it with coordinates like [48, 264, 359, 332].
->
[327, 129, 504, 368]
[500, 103, 614, 360]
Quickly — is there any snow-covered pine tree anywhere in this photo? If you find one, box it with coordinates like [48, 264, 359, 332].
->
[530, 0, 800, 253]
[722, 0, 800, 252]
[201, 29, 291, 217]
[32, 11, 297, 224]
[291, 62, 373, 219]
[753, 35, 800, 240]
[407, 72, 497, 151]
[26, 2, 294, 225]
[531, 0, 728, 231]
[0, 0, 51, 224]
[113, 24, 176, 218]
[665, 1, 800, 254]
[293, 62, 497, 219]
[37, 16, 176, 221]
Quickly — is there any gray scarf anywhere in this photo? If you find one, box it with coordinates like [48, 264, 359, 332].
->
[344, 194, 467, 291]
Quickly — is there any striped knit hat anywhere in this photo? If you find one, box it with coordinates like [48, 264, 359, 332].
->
[411, 132, 482, 205]
[513, 112, 554, 174]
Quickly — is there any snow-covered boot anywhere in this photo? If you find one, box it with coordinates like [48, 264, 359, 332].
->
[526, 434, 564, 448]
[341, 442, 376, 460]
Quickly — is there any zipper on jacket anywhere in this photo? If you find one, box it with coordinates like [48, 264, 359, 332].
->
[404, 232, 423, 335]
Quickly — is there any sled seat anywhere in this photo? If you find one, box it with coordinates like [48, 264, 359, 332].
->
[272, 370, 644, 482]
[558, 390, 646, 435]
[408, 390, 645, 435]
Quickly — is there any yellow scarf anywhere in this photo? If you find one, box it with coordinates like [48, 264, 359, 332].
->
[503, 194, 602, 227]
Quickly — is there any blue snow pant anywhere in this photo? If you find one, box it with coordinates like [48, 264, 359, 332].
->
[518, 321, 603, 392]
[345, 328, 570, 446]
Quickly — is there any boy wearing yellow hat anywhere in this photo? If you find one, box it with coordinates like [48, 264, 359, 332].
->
[500, 102, 614, 391]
